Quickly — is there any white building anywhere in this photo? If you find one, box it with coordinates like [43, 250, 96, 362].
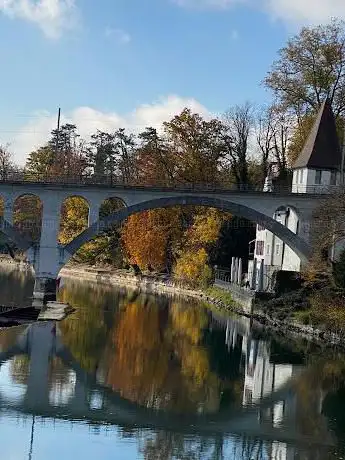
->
[249, 99, 343, 291]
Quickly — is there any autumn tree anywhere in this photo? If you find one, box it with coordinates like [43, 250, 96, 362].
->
[174, 208, 228, 287]
[25, 146, 55, 180]
[163, 108, 225, 185]
[58, 196, 89, 244]
[121, 208, 183, 272]
[13, 194, 43, 241]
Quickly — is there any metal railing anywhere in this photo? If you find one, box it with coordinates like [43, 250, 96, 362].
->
[0, 172, 342, 195]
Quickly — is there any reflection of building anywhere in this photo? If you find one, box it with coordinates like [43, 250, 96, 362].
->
[249, 100, 343, 291]
[241, 337, 299, 406]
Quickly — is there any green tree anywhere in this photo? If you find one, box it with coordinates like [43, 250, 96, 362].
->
[163, 108, 225, 185]
[136, 127, 174, 185]
[87, 130, 116, 180]
[265, 20, 345, 118]
[25, 146, 55, 180]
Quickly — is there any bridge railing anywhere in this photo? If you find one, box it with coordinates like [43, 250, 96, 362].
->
[0, 172, 342, 194]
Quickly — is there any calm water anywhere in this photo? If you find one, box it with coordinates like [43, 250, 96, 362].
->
[1, 267, 345, 459]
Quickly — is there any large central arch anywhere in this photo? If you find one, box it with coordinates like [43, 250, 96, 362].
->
[64, 196, 312, 265]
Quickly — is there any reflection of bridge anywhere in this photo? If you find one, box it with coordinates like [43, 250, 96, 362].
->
[0, 180, 321, 299]
[0, 321, 334, 451]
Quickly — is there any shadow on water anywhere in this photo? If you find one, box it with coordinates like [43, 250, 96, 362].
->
[0, 270, 345, 458]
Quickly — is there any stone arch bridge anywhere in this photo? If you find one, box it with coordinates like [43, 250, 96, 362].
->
[0, 181, 322, 298]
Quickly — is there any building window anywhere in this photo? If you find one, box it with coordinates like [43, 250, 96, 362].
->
[256, 241, 264, 256]
[257, 224, 265, 231]
[315, 170, 322, 185]
[266, 244, 270, 255]
[330, 171, 337, 186]
[276, 244, 280, 255]
[296, 170, 299, 184]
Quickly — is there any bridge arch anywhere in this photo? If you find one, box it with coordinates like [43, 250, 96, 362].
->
[13, 193, 43, 242]
[63, 196, 312, 265]
[59, 195, 90, 244]
[99, 197, 126, 218]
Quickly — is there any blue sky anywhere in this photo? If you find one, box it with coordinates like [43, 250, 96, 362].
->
[0, 0, 343, 164]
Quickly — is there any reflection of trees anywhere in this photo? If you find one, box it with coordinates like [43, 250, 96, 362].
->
[0, 325, 25, 351]
[58, 281, 245, 415]
[102, 297, 235, 414]
[58, 282, 119, 374]
[139, 431, 225, 460]
[0, 267, 34, 308]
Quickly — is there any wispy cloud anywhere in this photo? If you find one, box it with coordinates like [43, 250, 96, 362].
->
[8, 96, 210, 164]
[0, 0, 78, 39]
[173, 0, 345, 25]
[104, 26, 131, 44]
[263, 0, 345, 25]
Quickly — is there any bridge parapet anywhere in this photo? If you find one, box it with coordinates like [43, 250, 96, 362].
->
[0, 179, 326, 300]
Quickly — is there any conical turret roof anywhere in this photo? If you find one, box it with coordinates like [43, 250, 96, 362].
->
[293, 99, 342, 170]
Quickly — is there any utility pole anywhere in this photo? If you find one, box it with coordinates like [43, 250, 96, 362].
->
[55, 107, 61, 157]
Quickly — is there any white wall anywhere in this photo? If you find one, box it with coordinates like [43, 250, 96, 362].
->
[282, 208, 301, 272]
[293, 168, 340, 194]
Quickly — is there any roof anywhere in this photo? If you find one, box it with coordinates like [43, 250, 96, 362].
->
[293, 99, 342, 170]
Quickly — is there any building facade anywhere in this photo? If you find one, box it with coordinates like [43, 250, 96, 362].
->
[249, 99, 343, 291]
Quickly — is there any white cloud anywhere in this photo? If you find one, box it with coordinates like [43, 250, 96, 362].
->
[173, 0, 345, 24]
[0, 0, 78, 39]
[104, 26, 131, 44]
[264, 0, 345, 25]
[7, 95, 210, 165]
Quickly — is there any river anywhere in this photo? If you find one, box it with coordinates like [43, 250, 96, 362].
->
[0, 267, 345, 459]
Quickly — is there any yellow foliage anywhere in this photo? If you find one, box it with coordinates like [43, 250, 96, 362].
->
[59, 196, 89, 244]
[174, 248, 210, 286]
[189, 208, 226, 246]
[170, 302, 208, 344]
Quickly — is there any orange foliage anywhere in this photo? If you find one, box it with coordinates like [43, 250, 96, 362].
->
[121, 208, 183, 271]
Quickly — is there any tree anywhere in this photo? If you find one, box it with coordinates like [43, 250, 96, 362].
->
[136, 127, 174, 185]
[87, 130, 116, 180]
[174, 208, 227, 287]
[163, 108, 225, 185]
[121, 208, 183, 272]
[265, 20, 345, 118]
[256, 105, 290, 178]
[25, 146, 55, 180]
[114, 128, 136, 184]
[58, 197, 89, 244]
[222, 102, 254, 188]
[0, 145, 14, 180]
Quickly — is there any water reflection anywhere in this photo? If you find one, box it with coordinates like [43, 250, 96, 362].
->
[0, 274, 345, 458]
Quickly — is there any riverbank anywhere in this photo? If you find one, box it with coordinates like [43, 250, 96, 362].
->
[1, 256, 344, 348]
[60, 264, 345, 349]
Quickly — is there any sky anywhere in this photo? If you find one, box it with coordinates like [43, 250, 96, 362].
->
[0, 0, 344, 165]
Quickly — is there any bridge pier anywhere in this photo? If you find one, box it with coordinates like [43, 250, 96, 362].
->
[33, 277, 58, 302]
